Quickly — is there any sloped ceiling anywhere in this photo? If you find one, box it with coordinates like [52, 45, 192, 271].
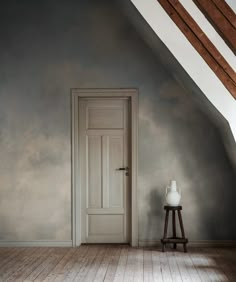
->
[117, 0, 236, 171]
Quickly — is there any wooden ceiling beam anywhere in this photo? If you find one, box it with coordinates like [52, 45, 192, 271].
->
[157, 0, 236, 99]
[211, 0, 236, 29]
[194, 0, 236, 55]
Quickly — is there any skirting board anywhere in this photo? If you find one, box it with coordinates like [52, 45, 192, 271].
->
[0, 240, 235, 248]
[0, 240, 72, 247]
[138, 240, 236, 248]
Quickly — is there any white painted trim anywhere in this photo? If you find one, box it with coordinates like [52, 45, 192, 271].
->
[71, 88, 139, 247]
[139, 240, 236, 248]
[0, 241, 72, 247]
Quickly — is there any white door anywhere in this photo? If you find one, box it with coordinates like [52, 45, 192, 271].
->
[79, 98, 130, 243]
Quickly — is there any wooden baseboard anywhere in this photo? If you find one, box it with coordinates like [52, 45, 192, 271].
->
[0, 240, 235, 248]
[138, 240, 236, 248]
[0, 240, 72, 247]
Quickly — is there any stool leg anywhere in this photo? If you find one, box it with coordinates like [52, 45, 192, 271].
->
[177, 210, 187, 253]
[177, 210, 186, 238]
[162, 243, 165, 252]
[172, 210, 177, 249]
[162, 210, 169, 252]
[163, 210, 169, 239]
[183, 243, 187, 253]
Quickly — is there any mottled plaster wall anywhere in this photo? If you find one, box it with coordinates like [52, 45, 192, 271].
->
[0, 0, 235, 242]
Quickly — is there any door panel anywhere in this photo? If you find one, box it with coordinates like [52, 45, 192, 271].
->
[109, 136, 123, 208]
[86, 100, 124, 129]
[87, 136, 102, 208]
[88, 215, 123, 235]
[87, 108, 123, 129]
[79, 98, 129, 243]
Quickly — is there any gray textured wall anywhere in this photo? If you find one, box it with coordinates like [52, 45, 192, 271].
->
[0, 0, 235, 242]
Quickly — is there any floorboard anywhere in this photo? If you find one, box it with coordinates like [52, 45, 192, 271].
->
[0, 245, 235, 281]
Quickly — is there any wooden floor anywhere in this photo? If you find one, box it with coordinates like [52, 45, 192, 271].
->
[0, 245, 235, 281]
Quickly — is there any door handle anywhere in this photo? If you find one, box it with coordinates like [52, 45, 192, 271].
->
[117, 167, 129, 171]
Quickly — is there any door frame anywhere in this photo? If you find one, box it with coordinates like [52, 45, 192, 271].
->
[71, 88, 138, 247]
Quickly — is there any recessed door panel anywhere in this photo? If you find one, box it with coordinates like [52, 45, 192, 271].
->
[87, 108, 123, 129]
[87, 136, 102, 208]
[109, 136, 124, 208]
[88, 215, 123, 235]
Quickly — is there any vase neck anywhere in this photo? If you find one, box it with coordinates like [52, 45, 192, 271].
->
[170, 180, 177, 191]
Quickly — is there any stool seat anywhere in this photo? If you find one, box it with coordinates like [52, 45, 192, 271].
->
[161, 205, 188, 252]
[164, 205, 182, 210]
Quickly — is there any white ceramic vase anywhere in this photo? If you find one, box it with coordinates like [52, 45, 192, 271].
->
[166, 180, 181, 206]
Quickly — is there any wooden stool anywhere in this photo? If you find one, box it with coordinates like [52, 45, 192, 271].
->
[161, 206, 188, 252]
